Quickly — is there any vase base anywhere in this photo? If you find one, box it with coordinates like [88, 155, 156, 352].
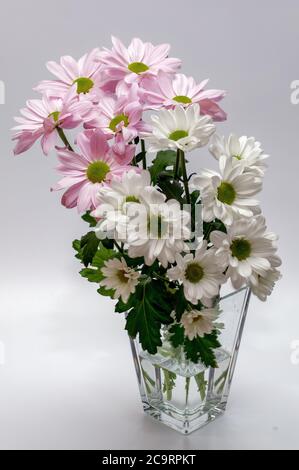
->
[129, 288, 251, 435]
[142, 401, 227, 435]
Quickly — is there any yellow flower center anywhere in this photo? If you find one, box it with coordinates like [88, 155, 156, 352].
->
[73, 77, 94, 94]
[217, 181, 236, 205]
[185, 263, 204, 283]
[109, 114, 129, 132]
[128, 62, 149, 74]
[173, 95, 192, 104]
[48, 111, 60, 122]
[86, 161, 110, 183]
[230, 238, 251, 261]
[169, 130, 189, 141]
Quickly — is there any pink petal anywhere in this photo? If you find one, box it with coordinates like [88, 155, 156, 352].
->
[89, 129, 109, 160]
[61, 180, 85, 209]
[77, 181, 94, 213]
[41, 130, 57, 155]
[13, 130, 43, 155]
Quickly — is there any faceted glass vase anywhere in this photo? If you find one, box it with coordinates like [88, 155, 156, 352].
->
[129, 287, 251, 435]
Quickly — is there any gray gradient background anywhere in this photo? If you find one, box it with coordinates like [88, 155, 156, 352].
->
[0, 0, 298, 450]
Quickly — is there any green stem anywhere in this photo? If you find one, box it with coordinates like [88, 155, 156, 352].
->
[215, 368, 228, 394]
[57, 127, 74, 152]
[141, 139, 147, 170]
[162, 369, 176, 401]
[152, 271, 169, 283]
[114, 240, 124, 253]
[174, 149, 180, 180]
[180, 150, 191, 204]
[141, 365, 155, 394]
[185, 376, 191, 406]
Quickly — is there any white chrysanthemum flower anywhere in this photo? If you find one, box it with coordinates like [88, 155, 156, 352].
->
[210, 216, 281, 290]
[209, 134, 269, 176]
[167, 241, 226, 305]
[142, 104, 216, 153]
[191, 155, 262, 225]
[100, 257, 140, 303]
[97, 169, 151, 206]
[126, 187, 191, 268]
[92, 170, 151, 240]
[181, 308, 218, 340]
[249, 267, 281, 301]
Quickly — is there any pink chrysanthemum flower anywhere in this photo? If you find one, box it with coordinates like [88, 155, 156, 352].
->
[12, 87, 90, 155]
[85, 84, 150, 142]
[52, 130, 133, 212]
[35, 48, 104, 101]
[98, 36, 181, 86]
[111, 133, 136, 165]
[141, 72, 227, 121]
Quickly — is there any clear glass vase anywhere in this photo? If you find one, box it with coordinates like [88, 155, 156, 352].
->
[129, 287, 251, 435]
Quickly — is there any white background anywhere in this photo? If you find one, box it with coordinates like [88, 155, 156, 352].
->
[0, 0, 298, 449]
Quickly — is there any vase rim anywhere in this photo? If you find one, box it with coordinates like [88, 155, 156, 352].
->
[220, 286, 251, 302]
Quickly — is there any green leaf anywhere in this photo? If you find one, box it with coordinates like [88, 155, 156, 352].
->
[80, 231, 100, 267]
[194, 371, 207, 401]
[79, 267, 104, 283]
[174, 286, 189, 321]
[81, 211, 97, 227]
[92, 243, 117, 268]
[97, 286, 115, 298]
[115, 295, 135, 313]
[134, 151, 146, 164]
[149, 150, 177, 184]
[158, 179, 185, 204]
[169, 323, 185, 348]
[72, 239, 83, 261]
[184, 330, 221, 368]
[162, 369, 177, 400]
[123, 255, 144, 268]
[190, 190, 200, 205]
[101, 238, 114, 250]
[125, 280, 174, 355]
[203, 218, 227, 242]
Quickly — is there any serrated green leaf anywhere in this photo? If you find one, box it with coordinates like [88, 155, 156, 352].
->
[125, 280, 174, 355]
[80, 231, 100, 267]
[97, 286, 115, 298]
[91, 243, 117, 268]
[115, 295, 135, 313]
[79, 267, 104, 283]
[169, 323, 185, 348]
[73, 239, 83, 261]
[174, 286, 189, 321]
[194, 371, 207, 401]
[149, 150, 177, 184]
[81, 211, 97, 227]
[162, 369, 177, 400]
[184, 330, 221, 368]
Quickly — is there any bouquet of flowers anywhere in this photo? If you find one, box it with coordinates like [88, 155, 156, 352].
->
[12, 36, 281, 369]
